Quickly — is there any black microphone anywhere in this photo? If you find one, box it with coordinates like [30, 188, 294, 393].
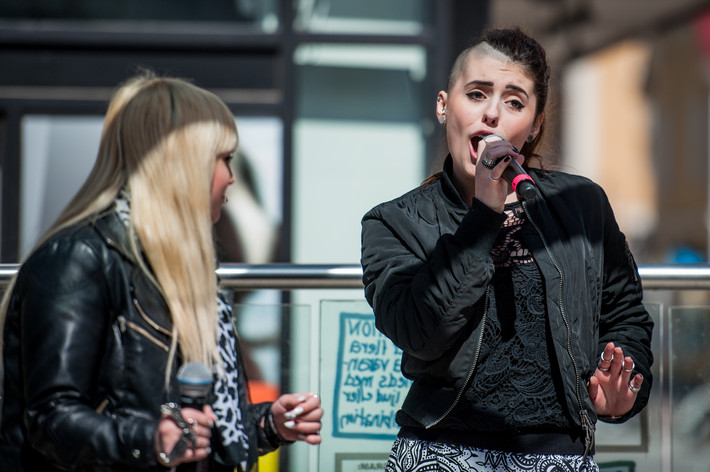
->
[177, 363, 214, 472]
[502, 158, 537, 200]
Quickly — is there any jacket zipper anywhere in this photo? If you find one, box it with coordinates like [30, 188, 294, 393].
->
[117, 314, 170, 352]
[426, 286, 490, 429]
[522, 200, 595, 459]
[132, 299, 172, 336]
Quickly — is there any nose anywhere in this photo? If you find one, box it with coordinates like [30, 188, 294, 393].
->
[227, 165, 236, 185]
[483, 102, 499, 127]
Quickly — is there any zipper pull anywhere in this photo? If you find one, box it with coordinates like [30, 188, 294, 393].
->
[624, 241, 639, 283]
[117, 315, 127, 333]
[580, 408, 595, 461]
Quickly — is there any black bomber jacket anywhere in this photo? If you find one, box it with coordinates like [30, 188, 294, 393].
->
[360, 156, 654, 453]
[0, 210, 272, 471]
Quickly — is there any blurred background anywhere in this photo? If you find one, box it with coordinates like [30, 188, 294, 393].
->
[3, 0, 710, 268]
[2, 1, 710, 471]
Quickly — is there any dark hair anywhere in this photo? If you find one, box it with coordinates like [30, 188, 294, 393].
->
[448, 27, 551, 161]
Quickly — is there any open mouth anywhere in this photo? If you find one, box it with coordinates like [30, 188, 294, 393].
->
[470, 134, 490, 160]
[471, 135, 484, 154]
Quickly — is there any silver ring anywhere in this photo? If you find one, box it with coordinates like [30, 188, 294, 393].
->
[481, 156, 498, 169]
[488, 173, 501, 182]
[623, 360, 635, 373]
[600, 351, 613, 363]
[629, 380, 641, 393]
[598, 365, 610, 372]
[481, 134, 503, 143]
[159, 452, 171, 465]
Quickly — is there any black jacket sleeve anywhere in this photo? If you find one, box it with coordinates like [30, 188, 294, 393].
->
[597, 190, 654, 423]
[361, 197, 505, 361]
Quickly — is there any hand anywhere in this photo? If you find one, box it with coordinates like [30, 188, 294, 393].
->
[588, 342, 644, 418]
[270, 392, 323, 444]
[154, 404, 216, 467]
[475, 135, 525, 212]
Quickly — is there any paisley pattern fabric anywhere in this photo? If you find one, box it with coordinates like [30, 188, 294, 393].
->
[385, 438, 599, 472]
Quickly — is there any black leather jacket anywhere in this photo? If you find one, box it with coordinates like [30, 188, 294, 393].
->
[0, 211, 273, 471]
[361, 157, 654, 452]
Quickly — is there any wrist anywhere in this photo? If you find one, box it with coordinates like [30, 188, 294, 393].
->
[263, 410, 293, 447]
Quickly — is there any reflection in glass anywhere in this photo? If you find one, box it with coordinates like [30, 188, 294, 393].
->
[20, 115, 283, 263]
[294, 0, 431, 35]
[669, 306, 710, 471]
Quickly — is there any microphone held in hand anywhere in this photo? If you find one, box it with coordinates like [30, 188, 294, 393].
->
[502, 158, 537, 200]
[177, 363, 213, 472]
[177, 362, 214, 409]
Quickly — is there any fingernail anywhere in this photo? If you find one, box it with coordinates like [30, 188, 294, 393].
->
[284, 420, 296, 429]
[298, 434, 307, 440]
[512, 146, 519, 153]
[205, 447, 212, 454]
[297, 396, 307, 403]
[285, 406, 304, 419]
[504, 156, 511, 162]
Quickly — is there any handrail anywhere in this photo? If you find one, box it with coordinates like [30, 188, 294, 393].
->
[1, 263, 710, 290]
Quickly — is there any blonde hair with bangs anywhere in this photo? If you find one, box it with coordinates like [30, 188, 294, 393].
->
[1, 72, 238, 381]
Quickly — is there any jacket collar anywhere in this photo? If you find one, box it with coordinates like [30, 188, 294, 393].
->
[439, 155, 470, 210]
[91, 210, 141, 265]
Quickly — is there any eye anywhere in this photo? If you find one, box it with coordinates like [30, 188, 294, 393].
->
[507, 99, 525, 111]
[220, 151, 235, 165]
[466, 91, 485, 100]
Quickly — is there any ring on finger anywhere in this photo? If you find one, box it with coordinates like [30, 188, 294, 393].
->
[481, 156, 498, 169]
[481, 134, 503, 143]
[488, 173, 501, 182]
[187, 417, 197, 431]
[598, 365, 610, 372]
[629, 380, 641, 393]
[600, 351, 613, 363]
[623, 360, 635, 372]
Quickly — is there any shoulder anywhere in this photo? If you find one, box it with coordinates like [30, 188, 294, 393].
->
[362, 181, 442, 225]
[17, 218, 115, 295]
[530, 167, 609, 203]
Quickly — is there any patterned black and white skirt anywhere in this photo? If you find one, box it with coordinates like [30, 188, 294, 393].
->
[385, 437, 599, 472]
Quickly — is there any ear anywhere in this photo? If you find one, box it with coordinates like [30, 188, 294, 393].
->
[436, 91, 447, 120]
[530, 113, 544, 140]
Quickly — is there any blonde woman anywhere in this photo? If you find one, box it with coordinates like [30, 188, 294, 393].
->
[0, 73, 322, 472]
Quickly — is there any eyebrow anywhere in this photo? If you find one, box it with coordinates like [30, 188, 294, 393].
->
[467, 80, 530, 99]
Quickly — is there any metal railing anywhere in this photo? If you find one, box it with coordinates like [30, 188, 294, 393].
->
[1, 263, 710, 290]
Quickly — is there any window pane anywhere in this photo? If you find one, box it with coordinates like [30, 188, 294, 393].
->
[0, 0, 279, 31]
[294, 0, 432, 35]
[19, 114, 284, 262]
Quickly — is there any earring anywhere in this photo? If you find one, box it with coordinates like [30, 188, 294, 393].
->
[439, 116, 446, 125]
[223, 196, 229, 204]
[527, 135, 534, 143]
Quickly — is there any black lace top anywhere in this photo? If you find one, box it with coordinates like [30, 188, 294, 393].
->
[439, 201, 571, 433]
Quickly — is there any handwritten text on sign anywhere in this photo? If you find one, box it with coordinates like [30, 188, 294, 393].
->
[332, 312, 411, 439]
